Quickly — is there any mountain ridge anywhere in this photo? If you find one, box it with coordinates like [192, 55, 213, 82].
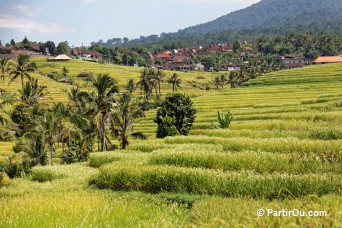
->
[176, 0, 342, 36]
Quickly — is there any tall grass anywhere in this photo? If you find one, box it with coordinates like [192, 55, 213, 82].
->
[149, 151, 342, 174]
[92, 164, 341, 199]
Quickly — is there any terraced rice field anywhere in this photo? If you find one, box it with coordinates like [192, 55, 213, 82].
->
[0, 62, 341, 226]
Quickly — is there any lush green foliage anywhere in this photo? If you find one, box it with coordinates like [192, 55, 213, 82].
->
[216, 110, 233, 129]
[154, 93, 196, 137]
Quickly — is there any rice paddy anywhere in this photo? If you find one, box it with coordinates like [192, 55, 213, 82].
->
[0, 60, 342, 226]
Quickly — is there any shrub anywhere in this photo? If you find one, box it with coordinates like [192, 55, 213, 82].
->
[0, 172, 10, 187]
[156, 115, 179, 138]
[154, 93, 196, 138]
[31, 169, 64, 182]
[213, 111, 233, 129]
[6, 152, 32, 178]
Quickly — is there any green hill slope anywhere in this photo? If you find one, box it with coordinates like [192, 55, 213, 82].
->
[177, 0, 342, 36]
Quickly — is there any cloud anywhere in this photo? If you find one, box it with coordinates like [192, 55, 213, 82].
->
[0, 13, 73, 34]
[12, 3, 43, 17]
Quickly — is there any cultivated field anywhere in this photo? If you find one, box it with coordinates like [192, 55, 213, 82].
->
[0, 60, 341, 227]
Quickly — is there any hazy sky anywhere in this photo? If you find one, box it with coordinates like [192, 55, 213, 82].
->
[0, 0, 260, 46]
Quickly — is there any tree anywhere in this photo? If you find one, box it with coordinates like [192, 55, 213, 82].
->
[153, 69, 165, 94]
[22, 36, 29, 45]
[233, 40, 241, 53]
[62, 67, 69, 78]
[167, 73, 181, 92]
[155, 115, 179, 138]
[57, 41, 68, 54]
[10, 39, 15, 46]
[0, 102, 14, 141]
[154, 93, 196, 137]
[0, 56, 11, 83]
[9, 54, 37, 101]
[109, 93, 147, 149]
[21, 78, 47, 105]
[137, 68, 154, 105]
[43, 111, 58, 165]
[126, 79, 136, 94]
[44, 41, 56, 55]
[212, 75, 221, 90]
[78, 74, 119, 151]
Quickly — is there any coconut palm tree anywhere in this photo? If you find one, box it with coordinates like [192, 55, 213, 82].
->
[78, 74, 119, 151]
[212, 75, 221, 90]
[153, 68, 165, 94]
[167, 73, 181, 92]
[0, 56, 11, 83]
[9, 54, 37, 101]
[20, 79, 47, 105]
[137, 68, 154, 101]
[126, 79, 136, 94]
[109, 93, 147, 149]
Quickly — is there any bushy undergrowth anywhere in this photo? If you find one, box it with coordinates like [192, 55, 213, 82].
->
[0, 172, 10, 187]
[31, 169, 65, 182]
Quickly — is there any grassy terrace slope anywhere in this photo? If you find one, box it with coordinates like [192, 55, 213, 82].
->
[1, 62, 342, 226]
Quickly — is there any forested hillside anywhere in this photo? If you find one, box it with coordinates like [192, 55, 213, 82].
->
[178, 0, 342, 36]
[95, 0, 342, 47]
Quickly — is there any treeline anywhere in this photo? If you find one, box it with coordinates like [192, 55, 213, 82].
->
[91, 32, 342, 59]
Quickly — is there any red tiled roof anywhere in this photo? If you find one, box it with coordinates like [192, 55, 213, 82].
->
[313, 56, 342, 63]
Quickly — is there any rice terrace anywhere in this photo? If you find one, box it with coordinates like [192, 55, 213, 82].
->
[1, 0, 342, 227]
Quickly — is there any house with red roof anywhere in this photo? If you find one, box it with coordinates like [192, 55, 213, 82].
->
[313, 56, 342, 64]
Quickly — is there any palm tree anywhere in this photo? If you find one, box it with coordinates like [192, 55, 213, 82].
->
[167, 73, 181, 92]
[212, 75, 221, 90]
[1, 92, 16, 106]
[78, 74, 119, 152]
[109, 93, 147, 149]
[219, 73, 228, 89]
[21, 79, 47, 105]
[0, 56, 11, 83]
[126, 79, 136, 94]
[153, 68, 165, 94]
[9, 54, 37, 101]
[43, 111, 58, 165]
[137, 68, 154, 101]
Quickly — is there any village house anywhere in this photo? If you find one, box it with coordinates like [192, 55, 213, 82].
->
[47, 54, 72, 61]
[71, 49, 103, 62]
[281, 54, 305, 68]
[313, 56, 342, 64]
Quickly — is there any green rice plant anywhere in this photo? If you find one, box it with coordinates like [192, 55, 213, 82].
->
[191, 195, 341, 227]
[0, 191, 189, 227]
[128, 142, 166, 152]
[92, 164, 341, 199]
[149, 151, 342, 174]
[164, 136, 342, 161]
[88, 151, 127, 168]
[31, 169, 65, 182]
